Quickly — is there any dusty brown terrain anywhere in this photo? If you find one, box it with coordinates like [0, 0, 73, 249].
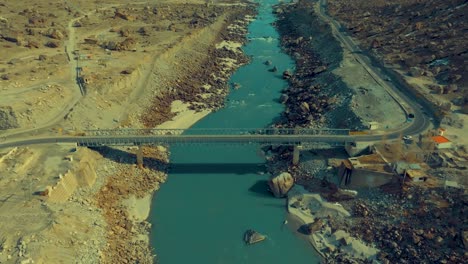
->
[0, 0, 256, 263]
[328, 0, 468, 116]
[269, 0, 468, 263]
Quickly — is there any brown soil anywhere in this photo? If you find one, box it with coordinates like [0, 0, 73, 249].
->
[94, 146, 168, 264]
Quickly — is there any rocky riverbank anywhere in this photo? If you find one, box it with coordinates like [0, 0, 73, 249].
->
[269, 1, 468, 263]
[141, 4, 257, 127]
[272, 2, 363, 130]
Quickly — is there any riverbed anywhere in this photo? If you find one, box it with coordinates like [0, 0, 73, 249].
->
[149, 0, 321, 263]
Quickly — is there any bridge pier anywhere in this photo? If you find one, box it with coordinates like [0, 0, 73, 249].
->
[292, 145, 302, 166]
[136, 145, 144, 167]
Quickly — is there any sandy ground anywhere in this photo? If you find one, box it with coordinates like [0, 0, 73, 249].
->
[333, 48, 407, 130]
[157, 100, 211, 130]
[0, 1, 255, 263]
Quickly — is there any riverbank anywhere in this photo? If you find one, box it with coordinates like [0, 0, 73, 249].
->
[287, 186, 379, 262]
[270, 1, 467, 263]
[268, 0, 400, 262]
[94, 3, 258, 263]
[273, 0, 407, 131]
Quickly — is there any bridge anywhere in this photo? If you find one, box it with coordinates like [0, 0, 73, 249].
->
[0, 127, 410, 165]
[0, 128, 388, 148]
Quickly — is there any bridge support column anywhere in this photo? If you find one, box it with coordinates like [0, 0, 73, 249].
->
[292, 145, 302, 166]
[136, 145, 144, 168]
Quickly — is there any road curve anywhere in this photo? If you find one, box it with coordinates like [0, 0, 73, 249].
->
[317, 0, 432, 137]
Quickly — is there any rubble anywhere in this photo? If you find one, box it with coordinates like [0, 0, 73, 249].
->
[0, 106, 19, 130]
[270, 1, 467, 263]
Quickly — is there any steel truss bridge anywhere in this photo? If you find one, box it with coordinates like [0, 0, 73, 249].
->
[0, 128, 368, 149]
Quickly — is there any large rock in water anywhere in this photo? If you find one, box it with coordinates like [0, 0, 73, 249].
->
[0, 106, 19, 130]
[268, 172, 294, 198]
[243, 229, 266, 245]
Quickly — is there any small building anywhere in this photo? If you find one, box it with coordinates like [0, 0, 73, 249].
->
[405, 169, 428, 182]
[432, 136, 452, 149]
[394, 161, 431, 182]
[438, 128, 446, 136]
[338, 153, 394, 188]
[367, 121, 379, 130]
[394, 161, 421, 175]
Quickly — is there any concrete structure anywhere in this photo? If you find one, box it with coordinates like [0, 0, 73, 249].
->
[394, 161, 430, 182]
[338, 153, 394, 188]
[394, 161, 421, 175]
[405, 169, 428, 182]
[438, 128, 446, 136]
[432, 136, 452, 149]
[367, 121, 379, 130]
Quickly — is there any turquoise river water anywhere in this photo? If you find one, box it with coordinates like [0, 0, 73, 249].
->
[149, 0, 321, 263]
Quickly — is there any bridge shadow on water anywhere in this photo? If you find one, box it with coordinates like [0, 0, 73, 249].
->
[89, 146, 169, 172]
[168, 163, 266, 175]
[89, 146, 269, 175]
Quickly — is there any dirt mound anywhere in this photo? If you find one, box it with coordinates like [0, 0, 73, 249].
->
[0, 106, 19, 130]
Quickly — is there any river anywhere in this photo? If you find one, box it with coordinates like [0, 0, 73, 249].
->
[149, 0, 321, 263]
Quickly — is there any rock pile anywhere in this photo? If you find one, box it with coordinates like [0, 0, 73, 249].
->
[347, 186, 467, 263]
[0, 106, 19, 130]
[273, 1, 359, 129]
[94, 147, 168, 264]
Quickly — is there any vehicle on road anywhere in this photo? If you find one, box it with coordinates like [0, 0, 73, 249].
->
[403, 135, 412, 140]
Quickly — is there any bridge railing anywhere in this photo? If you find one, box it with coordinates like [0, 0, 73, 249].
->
[84, 128, 350, 137]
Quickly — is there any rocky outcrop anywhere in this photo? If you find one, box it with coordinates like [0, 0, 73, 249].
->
[268, 172, 294, 198]
[243, 229, 266, 245]
[0, 106, 19, 130]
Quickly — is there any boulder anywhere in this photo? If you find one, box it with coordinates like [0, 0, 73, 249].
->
[409, 67, 424, 77]
[72, 21, 82, 27]
[268, 66, 278, 72]
[279, 94, 289, 104]
[117, 37, 137, 51]
[305, 219, 324, 234]
[313, 65, 327, 74]
[329, 188, 357, 201]
[45, 41, 60, 48]
[282, 70, 292, 79]
[264, 60, 272, 66]
[243, 229, 266, 245]
[300, 102, 310, 114]
[232, 82, 241, 90]
[0, 106, 19, 130]
[268, 172, 294, 198]
[1, 29, 23, 43]
[47, 28, 64, 40]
